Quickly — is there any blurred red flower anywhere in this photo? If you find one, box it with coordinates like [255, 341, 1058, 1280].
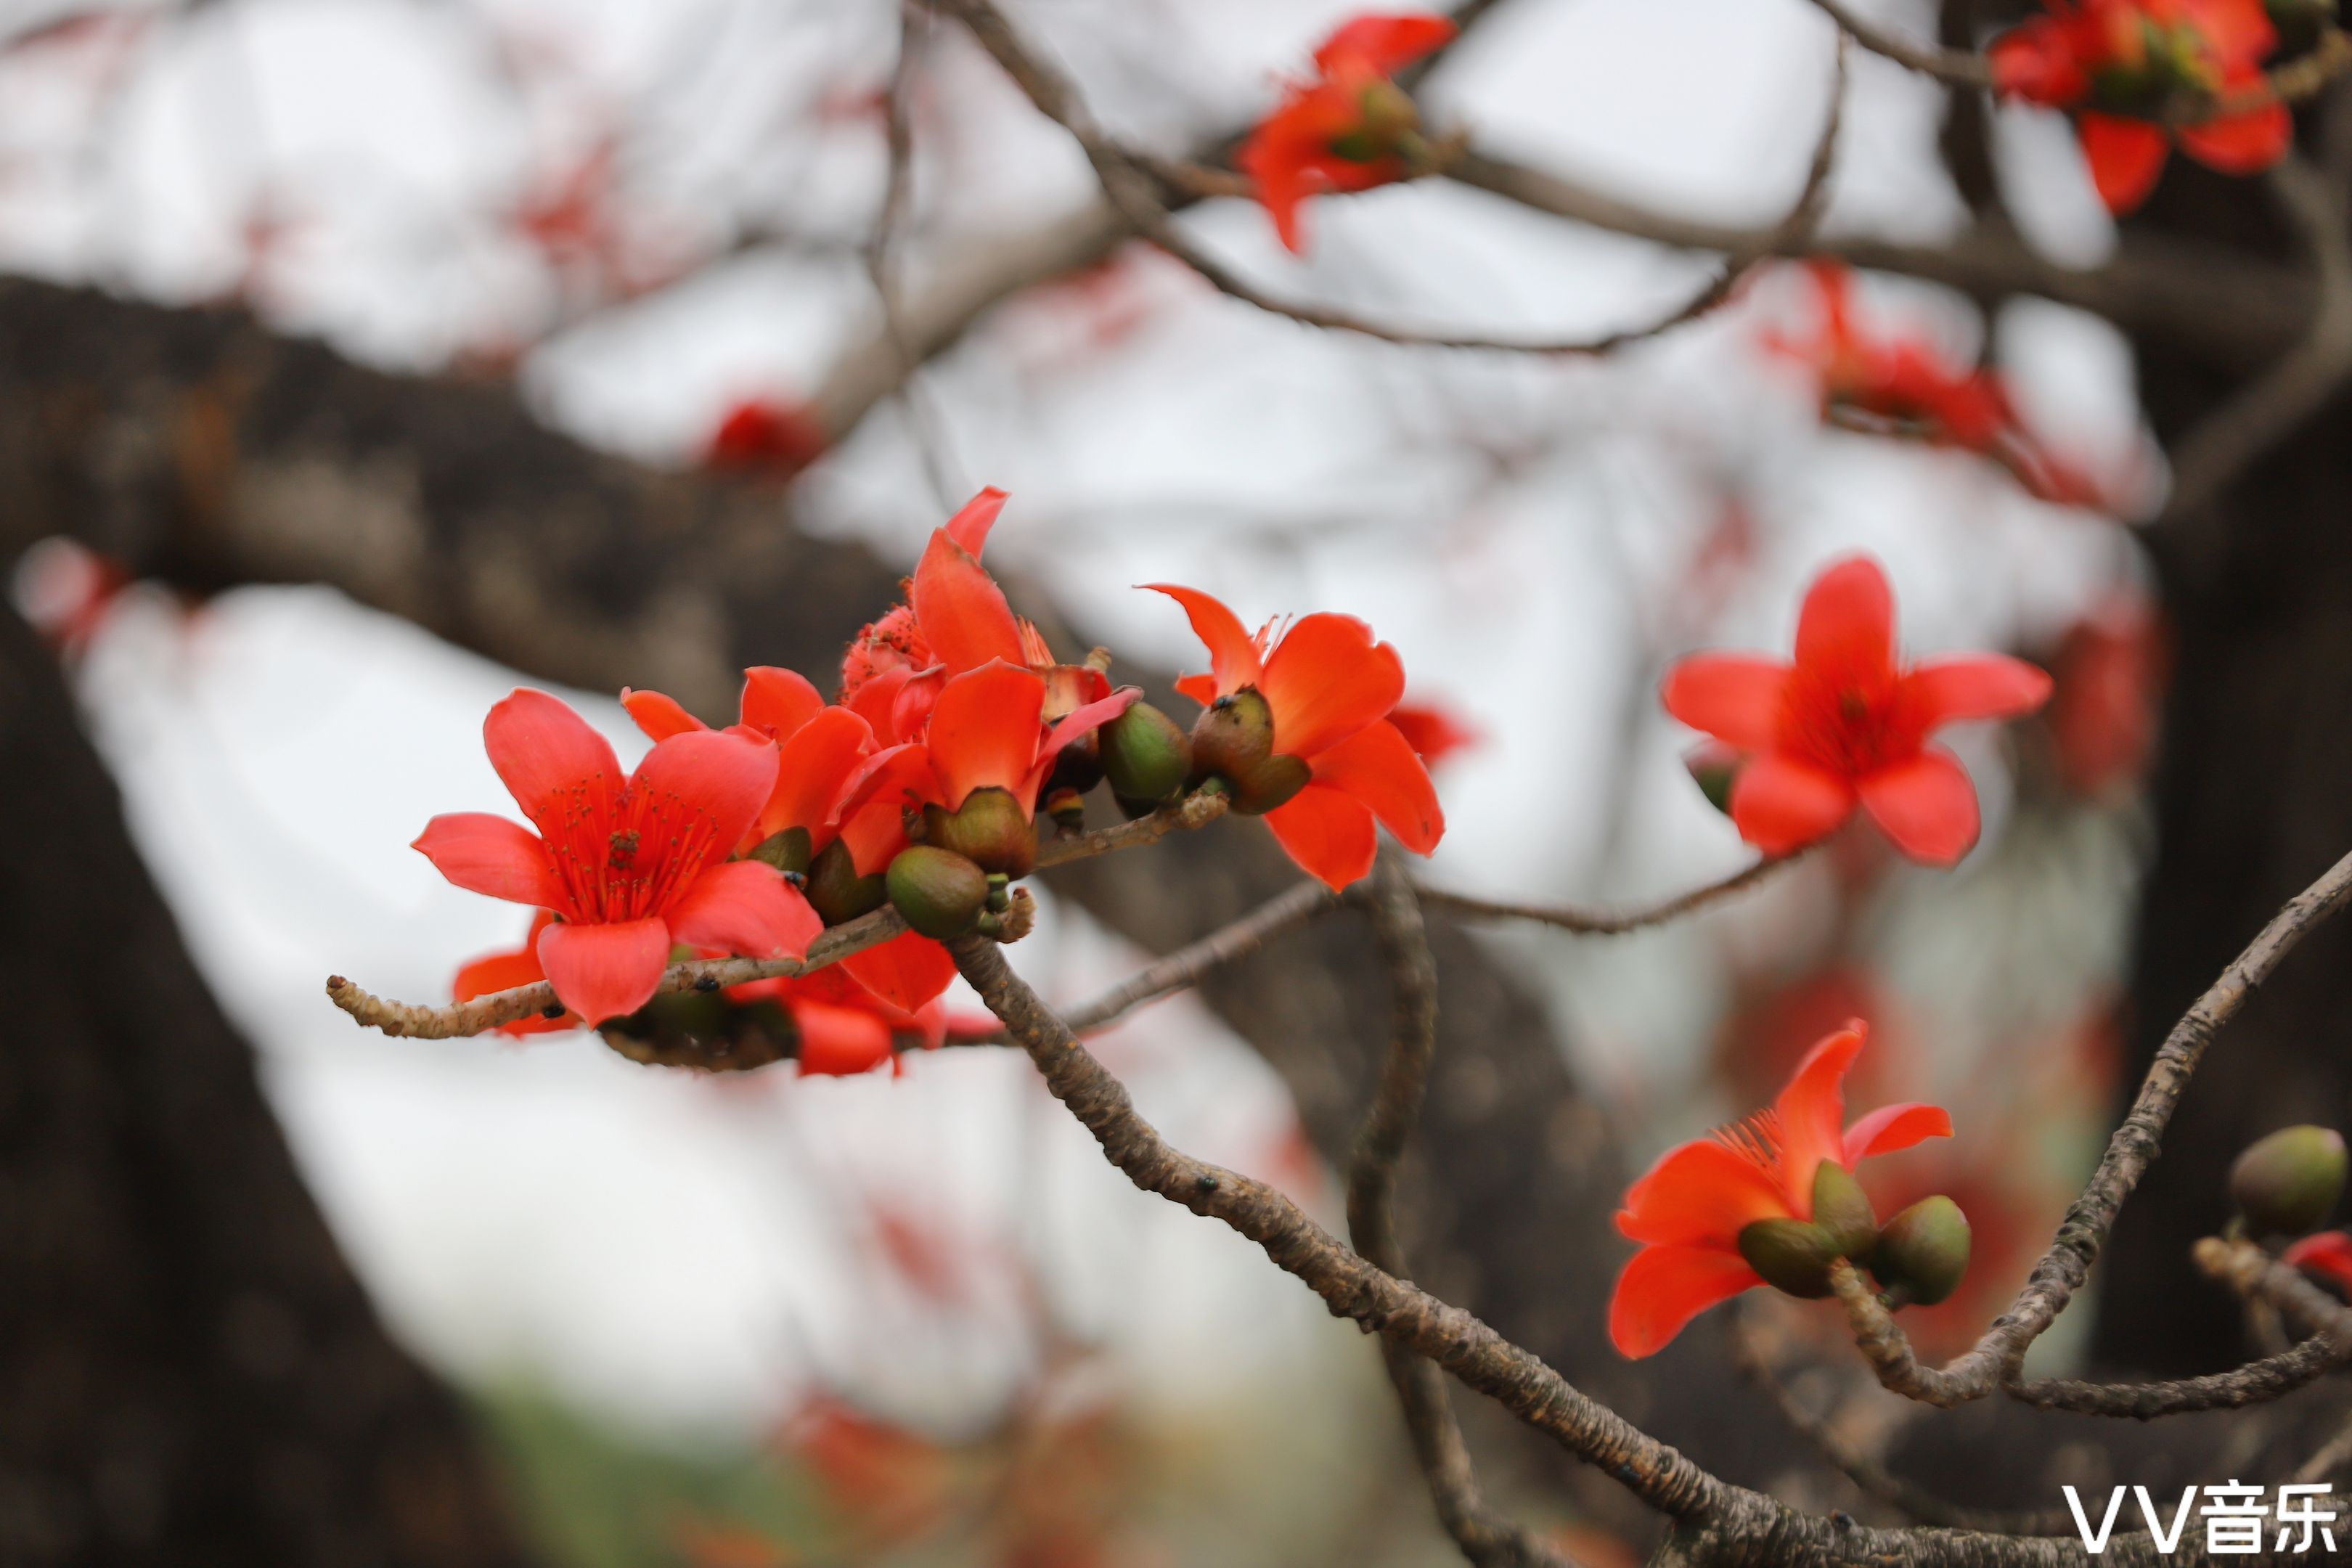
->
[1238, 12, 1456, 253]
[706, 397, 828, 476]
[1387, 698, 1482, 769]
[1989, 0, 2287, 213]
[1609, 1022, 1952, 1357]
[1662, 557, 2051, 865]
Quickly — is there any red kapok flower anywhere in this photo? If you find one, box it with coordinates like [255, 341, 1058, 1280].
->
[706, 397, 828, 475]
[1238, 12, 1457, 254]
[412, 689, 822, 1024]
[1661, 557, 2052, 865]
[1148, 584, 1444, 890]
[1988, 0, 2288, 213]
[1388, 698, 1482, 770]
[452, 910, 576, 1037]
[621, 666, 878, 856]
[2285, 1230, 2352, 1295]
[1609, 1022, 1952, 1357]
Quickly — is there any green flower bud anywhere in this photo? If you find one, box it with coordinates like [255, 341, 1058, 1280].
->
[1810, 1160, 1879, 1259]
[805, 837, 886, 926]
[1225, 753, 1310, 816]
[746, 825, 812, 878]
[1869, 1196, 1972, 1308]
[1191, 687, 1308, 814]
[886, 845, 992, 940]
[1100, 701, 1192, 805]
[921, 786, 1037, 878]
[1737, 1217, 1842, 1299]
[2231, 1125, 2348, 1238]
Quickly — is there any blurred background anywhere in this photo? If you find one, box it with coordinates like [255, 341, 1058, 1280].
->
[4, 0, 2345, 1563]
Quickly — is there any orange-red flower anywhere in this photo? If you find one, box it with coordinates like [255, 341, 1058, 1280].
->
[1149, 585, 1443, 889]
[2286, 1230, 2352, 1294]
[1388, 698, 1481, 770]
[412, 688, 821, 1024]
[1609, 1022, 1952, 1357]
[1238, 12, 1456, 254]
[706, 396, 828, 475]
[1662, 557, 2052, 865]
[1989, 0, 2288, 213]
[621, 666, 877, 859]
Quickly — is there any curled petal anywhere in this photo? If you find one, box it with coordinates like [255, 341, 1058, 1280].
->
[667, 861, 821, 960]
[1262, 783, 1379, 891]
[1314, 12, 1456, 74]
[536, 916, 671, 1026]
[1143, 584, 1264, 696]
[791, 998, 897, 1077]
[1259, 613, 1405, 759]
[1858, 746, 1980, 866]
[842, 931, 959, 1013]
[1794, 558, 1896, 687]
[1661, 656, 1792, 751]
[1175, 673, 1219, 707]
[943, 486, 1008, 558]
[1842, 1103, 1953, 1166]
[2075, 113, 2169, 214]
[621, 687, 707, 743]
[1617, 1140, 1792, 1247]
[845, 663, 916, 747]
[740, 667, 825, 740]
[762, 706, 875, 842]
[928, 662, 1047, 811]
[1899, 656, 2052, 729]
[413, 812, 565, 910]
[1728, 753, 1855, 855]
[484, 688, 623, 840]
[2284, 1230, 2352, 1294]
[2179, 101, 2290, 176]
[1608, 1244, 1761, 1359]
[912, 529, 1025, 675]
[1774, 1024, 1866, 1212]
[840, 797, 915, 879]
[1307, 719, 1443, 854]
[631, 728, 780, 871]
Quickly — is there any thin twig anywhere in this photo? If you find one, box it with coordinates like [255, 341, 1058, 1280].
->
[1035, 789, 1229, 868]
[1831, 846, 2352, 1406]
[1414, 852, 1799, 935]
[2006, 1334, 2346, 1418]
[1352, 856, 1577, 1568]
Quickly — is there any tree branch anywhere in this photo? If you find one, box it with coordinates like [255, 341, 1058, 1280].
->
[1414, 852, 1799, 935]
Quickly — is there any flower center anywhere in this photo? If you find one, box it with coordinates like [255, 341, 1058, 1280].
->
[1782, 667, 1916, 778]
[543, 777, 726, 924]
[1711, 1108, 1785, 1184]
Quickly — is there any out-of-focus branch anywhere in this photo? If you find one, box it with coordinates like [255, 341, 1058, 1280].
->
[1415, 852, 1799, 935]
[2160, 155, 2352, 523]
[1352, 857, 1576, 1568]
[2006, 1333, 2345, 1416]
[1828, 845, 2352, 1408]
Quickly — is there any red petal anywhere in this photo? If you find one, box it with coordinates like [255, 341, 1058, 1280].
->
[841, 930, 958, 1013]
[911, 529, 1024, 675]
[536, 915, 671, 1025]
[1987, 20, 2086, 103]
[2179, 102, 2290, 176]
[740, 666, 825, 739]
[791, 998, 897, 1077]
[845, 663, 915, 746]
[943, 486, 1008, 558]
[1238, 131, 1315, 254]
[2284, 1231, 2352, 1295]
[2076, 113, 2168, 214]
[1262, 783, 1379, 890]
[1307, 719, 1442, 854]
[630, 728, 780, 876]
[1660, 655, 1792, 751]
[1386, 701, 1479, 767]
[927, 661, 1046, 810]
[1858, 746, 1980, 865]
[412, 812, 566, 910]
[1617, 1140, 1792, 1247]
[1898, 656, 2052, 729]
[621, 687, 707, 742]
[1175, 673, 1219, 707]
[1024, 686, 1143, 807]
[1259, 613, 1406, 759]
[666, 861, 822, 960]
[1842, 1103, 1953, 1165]
[454, 934, 571, 1037]
[1313, 12, 1456, 74]
[1794, 558, 1895, 686]
[1728, 753, 1855, 854]
[1607, 1244, 1761, 1359]
[484, 688, 622, 840]
[1143, 584, 1263, 696]
[1774, 1024, 1866, 1213]
[763, 706, 875, 841]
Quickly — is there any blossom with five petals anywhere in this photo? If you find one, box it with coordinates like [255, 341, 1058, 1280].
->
[412, 688, 821, 1024]
[1609, 1022, 1952, 1357]
[1661, 557, 2052, 865]
[1149, 584, 1443, 889]
[1238, 12, 1456, 254]
[621, 666, 880, 862]
[1988, 0, 2289, 213]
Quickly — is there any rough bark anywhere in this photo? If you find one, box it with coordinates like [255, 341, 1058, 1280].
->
[0, 600, 534, 1567]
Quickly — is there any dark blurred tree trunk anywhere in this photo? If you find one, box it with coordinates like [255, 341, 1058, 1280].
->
[0, 601, 535, 1567]
[2094, 163, 2352, 1374]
